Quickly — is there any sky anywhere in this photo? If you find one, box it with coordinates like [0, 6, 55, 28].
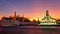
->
[0, 0, 60, 21]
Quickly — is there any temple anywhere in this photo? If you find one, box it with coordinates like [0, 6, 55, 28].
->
[39, 10, 57, 25]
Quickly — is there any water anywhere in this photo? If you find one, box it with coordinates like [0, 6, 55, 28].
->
[0, 26, 60, 34]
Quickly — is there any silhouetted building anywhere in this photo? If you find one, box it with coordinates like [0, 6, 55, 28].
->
[13, 11, 16, 20]
[1, 15, 20, 26]
[23, 18, 31, 22]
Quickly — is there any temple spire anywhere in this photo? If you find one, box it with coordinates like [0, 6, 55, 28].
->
[13, 11, 16, 20]
[46, 10, 49, 16]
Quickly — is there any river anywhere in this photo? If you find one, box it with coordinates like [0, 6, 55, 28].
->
[0, 26, 60, 34]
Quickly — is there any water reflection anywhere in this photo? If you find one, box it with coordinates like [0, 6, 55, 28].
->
[0, 26, 60, 34]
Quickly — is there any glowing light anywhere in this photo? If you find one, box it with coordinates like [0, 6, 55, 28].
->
[39, 23, 57, 25]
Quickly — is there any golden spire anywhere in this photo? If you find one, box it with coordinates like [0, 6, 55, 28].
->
[46, 10, 49, 16]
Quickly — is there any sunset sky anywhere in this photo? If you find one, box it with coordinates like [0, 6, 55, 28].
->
[0, 0, 60, 21]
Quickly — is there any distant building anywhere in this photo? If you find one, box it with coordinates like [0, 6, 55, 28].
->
[1, 17, 20, 26]
[19, 22, 39, 26]
[39, 10, 57, 25]
[0, 11, 32, 26]
[0, 12, 20, 26]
